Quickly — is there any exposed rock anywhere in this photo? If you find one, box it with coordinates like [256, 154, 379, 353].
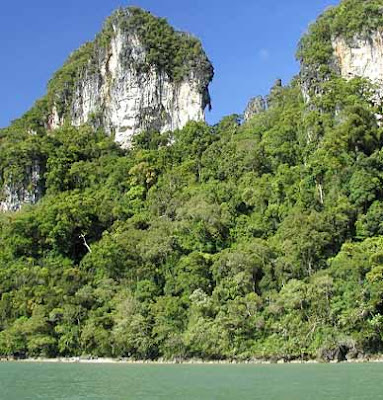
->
[332, 31, 383, 104]
[273, 78, 282, 88]
[0, 161, 43, 212]
[243, 80, 284, 122]
[243, 96, 266, 122]
[333, 32, 383, 83]
[0, 8, 213, 212]
[47, 8, 213, 148]
[300, 30, 383, 104]
[267, 79, 284, 107]
[317, 339, 359, 363]
[299, 52, 340, 104]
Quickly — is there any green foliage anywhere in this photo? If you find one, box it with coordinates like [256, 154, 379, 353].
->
[298, 0, 383, 87]
[13, 6, 213, 126]
[298, 0, 383, 62]
[46, 42, 95, 117]
[2, 0, 383, 363]
[111, 7, 213, 84]
[2, 73, 383, 361]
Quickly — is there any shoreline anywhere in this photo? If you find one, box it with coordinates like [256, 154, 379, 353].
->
[2, 356, 383, 365]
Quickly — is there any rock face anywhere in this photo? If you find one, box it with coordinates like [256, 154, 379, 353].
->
[0, 162, 42, 212]
[332, 31, 383, 101]
[332, 32, 383, 82]
[243, 96, 266, 122]
[299, 53, 340, 104]
[48, 9, 213, 148]
[300, 28, 383, 104]
[243, 80, 283, 122]
[0, 7, 214, 212]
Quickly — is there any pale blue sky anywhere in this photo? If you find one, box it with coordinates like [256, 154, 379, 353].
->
[0, 0, 338, 127]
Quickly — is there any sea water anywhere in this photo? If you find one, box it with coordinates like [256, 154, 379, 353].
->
[0, 362, 381, 399]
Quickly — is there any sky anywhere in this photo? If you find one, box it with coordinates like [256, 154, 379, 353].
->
[0, 0, 339, 128]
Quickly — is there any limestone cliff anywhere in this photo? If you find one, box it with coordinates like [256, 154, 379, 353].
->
[301, 31, 383, 103]
[298, 1, 383, 104]
[332, 31, 383, 103]
[243, 96, 266, 122]
[243, 80, 283, 123]
[0, 7, 213, 212]
[0, 162, 42, 212]
[47, 7, 213, 148]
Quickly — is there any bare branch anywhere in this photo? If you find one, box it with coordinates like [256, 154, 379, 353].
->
[79, 233, 92, 253]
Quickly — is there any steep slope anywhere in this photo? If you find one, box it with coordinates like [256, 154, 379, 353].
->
[2, 0, 383, 362]
[0, 7, 213, 211]
[298, 0, 383, 103]
[46, 8, 213, 147]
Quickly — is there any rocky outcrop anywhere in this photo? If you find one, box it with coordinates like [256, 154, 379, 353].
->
[317, 339, 359, 362]
[333, 32, 383, 82]
[332, 31, 383, 103]
[0, 8, 213, 212]
[300, 28, 383, 104]
[0, 162, 42, 212]
[47, 8, 213, 148]
[299, 52, 340, 104]
[243, 80, 283, 122]
[243, 96, 266, 122]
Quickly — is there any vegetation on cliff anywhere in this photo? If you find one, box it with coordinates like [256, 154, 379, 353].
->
[106, 7, 213, 84]
[1, 74, 383, 361]
[298, 0, 383, 83]
[11, 7, 213, 125]
[1, 0, 383, 362]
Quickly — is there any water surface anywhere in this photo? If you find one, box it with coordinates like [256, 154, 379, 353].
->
[0, 362, 382, 399]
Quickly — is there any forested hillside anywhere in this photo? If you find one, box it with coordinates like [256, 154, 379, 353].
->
[1, 0, 383, 361]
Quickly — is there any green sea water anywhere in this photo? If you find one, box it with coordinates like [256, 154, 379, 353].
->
[1, 362, 382, 399]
